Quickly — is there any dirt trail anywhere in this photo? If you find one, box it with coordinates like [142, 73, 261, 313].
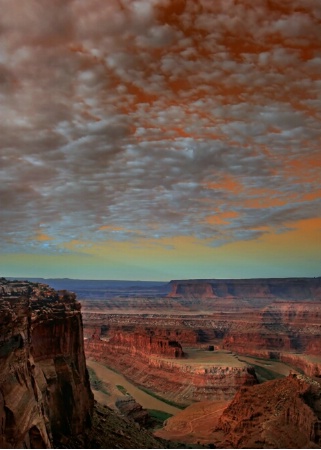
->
[87, 359, 180, 415]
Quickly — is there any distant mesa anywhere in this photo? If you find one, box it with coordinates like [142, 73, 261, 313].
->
[167, 277, 321, 300]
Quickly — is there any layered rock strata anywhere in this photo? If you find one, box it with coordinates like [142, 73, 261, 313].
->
[215, 373, 321, 448]
[107, 329, 185, 358]
[0, 278, 93, 449]
[157, 374, 321, 448]
[115, 397, 150, 426]
[168, 278, 321, 300]
[82, 277, 321, 378]
[85, 332, 257, 403]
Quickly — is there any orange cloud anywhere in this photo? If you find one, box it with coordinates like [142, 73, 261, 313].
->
[35, 233, 53, 242]
[206, 176, 243, 193]
[205, 211, 239, 225]
[98, 225, 125, 231]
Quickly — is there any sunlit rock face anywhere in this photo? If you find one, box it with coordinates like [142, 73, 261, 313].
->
[169, 278, 321, 375]
[84, 328, 257, 403]
[108, 329, 185, 358]
[0, 278, 93, 449]
[82, 277, 321, 379]
[157, 373, 321, 448]
[215, 374, 321, 448]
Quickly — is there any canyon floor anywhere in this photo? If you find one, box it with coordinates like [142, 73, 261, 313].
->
[85, 351, 298, 446]
[80, 277, 321, 447]
[87, 358, 180, 415]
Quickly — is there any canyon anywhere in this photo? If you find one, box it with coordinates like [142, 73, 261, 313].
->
[81, 277, 321, 447]
[0, 278, 168, 449]
[156, 373, 321, 448]
[2, 276, 321, 448]
[82, 278, 321, 396]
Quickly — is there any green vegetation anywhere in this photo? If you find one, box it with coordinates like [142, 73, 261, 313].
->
[253, 364, 284, 383]
[147, 409, 173, 430]
[103, 363, 120, 374]
[116, 384, 128, 395]
[87, 367, 110, 395]
[244, 362, 284, 383]
[139, 387, 188, 409]
[148, 409, 173, 422]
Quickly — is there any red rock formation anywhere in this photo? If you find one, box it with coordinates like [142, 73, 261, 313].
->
[82, 316, 200, 345]
[168, 281, 216, 299]
[108, 330, 185, 358]
[168, 277, 321, 300]
[85, 334, 257, 403]
[280, 353, 321, 378]
[81, 277, 321, 413]
[221, 301, 321, 375]
[157, 374, 321, 448]
[115, 397, 150, 426]
[82, 300, 321, 377]
[0, 278, 94, 449]
[215, 374, 321, 448]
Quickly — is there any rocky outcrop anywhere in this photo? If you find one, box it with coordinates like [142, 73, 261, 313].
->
[82, 316, 201, 345]
[107, 330, 185, 358]
[221, 300, 321, 375]
[157, 374, 321, 448]
[0, 278, 93, 449]
[215, 374, 321, 448]
[115, 396, 150, 426]
[74, 401, 178, 449]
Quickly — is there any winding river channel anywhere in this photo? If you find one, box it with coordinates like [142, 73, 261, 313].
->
[86, 359, 180, 415]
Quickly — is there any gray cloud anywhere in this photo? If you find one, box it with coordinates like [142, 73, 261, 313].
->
[1, 0, 321, 253]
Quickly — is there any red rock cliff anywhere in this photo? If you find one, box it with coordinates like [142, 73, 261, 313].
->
[0, 278, 94, 449]
[216, 373, 321, 448]
[85, 329, 257, 403]
[107, 329, 185, 358]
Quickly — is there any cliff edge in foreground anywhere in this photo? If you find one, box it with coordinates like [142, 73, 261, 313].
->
[0, 278, 94, 448]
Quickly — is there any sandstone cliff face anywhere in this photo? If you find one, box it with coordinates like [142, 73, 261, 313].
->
[108, 329, 185, 358]
[0, 278, 93, 449]
[85, 333, 257, 403]
[82, 316, 200, 345]
[216, 374, 321, 448]
[221, 300, 321, 375]
[157, 374, 321, 448]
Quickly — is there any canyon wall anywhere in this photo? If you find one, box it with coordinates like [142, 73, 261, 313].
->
[85, 331, 257, 403]
[108, 330, 184, 358]
[0, 278, 93, 449]
[215, 373, 321, 448]
[82, 277, 321, 379]
[157, 373, 321, 448]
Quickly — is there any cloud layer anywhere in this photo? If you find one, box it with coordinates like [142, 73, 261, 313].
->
[1, 0, 321, 255]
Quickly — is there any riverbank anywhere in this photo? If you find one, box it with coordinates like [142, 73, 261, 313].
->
[86, 359, 180, 415]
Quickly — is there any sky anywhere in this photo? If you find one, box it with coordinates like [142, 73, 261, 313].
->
[1, 0, 321, 281]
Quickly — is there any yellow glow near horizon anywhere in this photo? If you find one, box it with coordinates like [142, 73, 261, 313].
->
[1, 218, 320, 281]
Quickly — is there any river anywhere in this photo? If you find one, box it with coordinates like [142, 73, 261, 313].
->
[86, 359, 180, 415]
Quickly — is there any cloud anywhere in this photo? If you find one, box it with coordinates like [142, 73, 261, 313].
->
[1, 0, 321, 254]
